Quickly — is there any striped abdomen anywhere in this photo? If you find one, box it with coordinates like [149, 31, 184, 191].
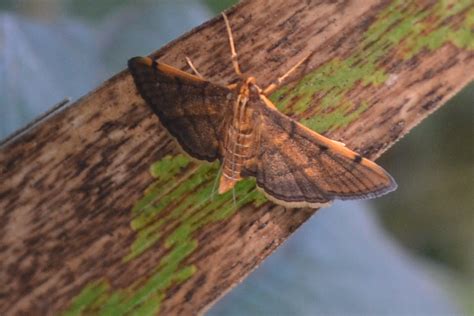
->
[218, 94, 256, 193]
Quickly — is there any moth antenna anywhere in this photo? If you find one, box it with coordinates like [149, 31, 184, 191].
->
[185, 56, 204, 79]
[222, 13, 242, 76]
[263, 53, 311, 95]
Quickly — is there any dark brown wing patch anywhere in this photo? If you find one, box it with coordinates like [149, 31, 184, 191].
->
[128, 56, 234, 161]
[244, 97, 397, 207]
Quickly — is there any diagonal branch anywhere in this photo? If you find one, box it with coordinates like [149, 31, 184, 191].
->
[0, 1, 473, 315]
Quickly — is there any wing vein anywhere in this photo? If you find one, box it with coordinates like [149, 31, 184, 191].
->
[324, 152, 381, 196]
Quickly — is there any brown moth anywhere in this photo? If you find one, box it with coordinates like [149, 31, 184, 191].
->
[128, 13, 397, 208]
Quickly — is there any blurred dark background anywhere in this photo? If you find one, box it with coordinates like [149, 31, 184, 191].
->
[1, 1, 472, 314]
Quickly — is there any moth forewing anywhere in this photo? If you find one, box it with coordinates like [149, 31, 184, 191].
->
[241, 93, 397, 206]
[128, 56, 233, 162]
[290, 118, 398, 198]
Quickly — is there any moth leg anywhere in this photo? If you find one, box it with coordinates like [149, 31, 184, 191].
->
[331, 140, 347, 147]
[210, 162, 225, 201]
[222, 13, 242, 76]
[185, 56, 205, 79]
[258, 93, 278, 110]
[262, 54, 310, 95]
[227, 83, 239, 90]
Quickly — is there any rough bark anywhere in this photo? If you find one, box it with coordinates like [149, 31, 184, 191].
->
[0, 0, 473, 315]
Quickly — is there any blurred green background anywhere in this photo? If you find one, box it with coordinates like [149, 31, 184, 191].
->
[1, 0, 472, 314]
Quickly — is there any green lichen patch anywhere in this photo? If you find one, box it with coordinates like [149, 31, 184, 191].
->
[63, 281, 109, 316]
[271, 0, 473, 134]
[64, 155, 265, 315]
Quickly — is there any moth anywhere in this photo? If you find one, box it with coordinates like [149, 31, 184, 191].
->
[128, 13, 397, 208]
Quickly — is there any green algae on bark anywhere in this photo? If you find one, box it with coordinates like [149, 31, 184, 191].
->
[271, 0, 474, 134]
[64, 155, 265, 316]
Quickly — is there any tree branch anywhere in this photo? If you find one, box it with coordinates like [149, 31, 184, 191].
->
[1, 0, 473, 315]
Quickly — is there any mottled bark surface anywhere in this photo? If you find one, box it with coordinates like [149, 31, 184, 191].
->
[0, 0, 473, 315]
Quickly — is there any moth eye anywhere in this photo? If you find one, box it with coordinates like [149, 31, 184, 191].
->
[226, 93, 233, 100]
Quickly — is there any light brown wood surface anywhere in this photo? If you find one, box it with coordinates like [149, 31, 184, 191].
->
[0, 0, 473, 315]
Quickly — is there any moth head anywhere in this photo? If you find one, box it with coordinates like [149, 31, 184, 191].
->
[247, 78, 263, 101]
[239, 76, 260, 100]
